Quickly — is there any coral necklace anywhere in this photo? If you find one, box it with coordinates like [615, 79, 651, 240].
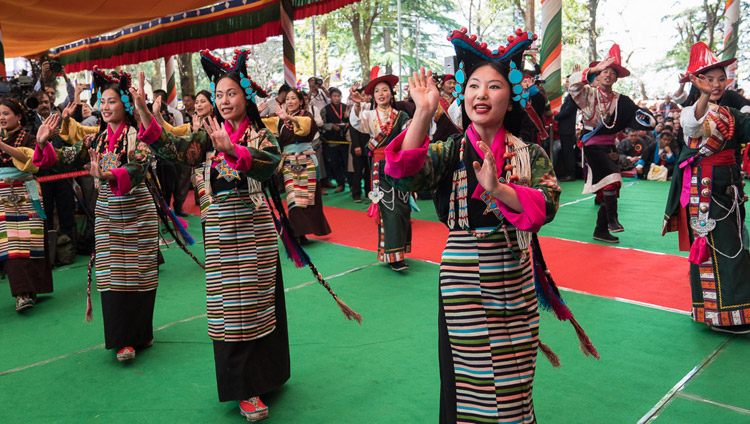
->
[375, 106, 396, 137]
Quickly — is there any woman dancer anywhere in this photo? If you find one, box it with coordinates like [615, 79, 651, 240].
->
[0, 98, 53, 312]
[262, 88, 331, 243]
[663, 42, 750, 335]
[349, 66, 413, 271]
[34, 69, 159, 362]
[385, 29, 596, 423]
[134, 50, 288, 422]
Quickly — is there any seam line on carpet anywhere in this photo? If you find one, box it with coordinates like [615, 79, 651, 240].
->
[674, 391, 750, 415]
[637, 335, 734, 423]
[0, 263, 373, 377]
[558, 180, 638, 208]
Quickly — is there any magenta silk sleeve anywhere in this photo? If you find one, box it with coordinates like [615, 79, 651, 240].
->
[32, 142, 57, 169]
[108, 167, 132, 196]
[497, 183, 546, 232]
[384, 129, 430, 178]
[223, 145, 253, 172]
[137, 117, 162, 145]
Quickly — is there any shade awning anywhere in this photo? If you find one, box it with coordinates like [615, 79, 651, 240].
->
[2, 0, 358, 72]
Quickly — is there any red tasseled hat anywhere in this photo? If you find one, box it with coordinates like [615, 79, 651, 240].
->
[589, 44, 630, 78]
[679, 42, 737, 83]
[364, 66, 399, 95]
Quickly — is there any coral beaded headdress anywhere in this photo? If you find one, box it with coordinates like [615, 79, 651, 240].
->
[200, 49, 268, 104]
[92, 66, 134, 115]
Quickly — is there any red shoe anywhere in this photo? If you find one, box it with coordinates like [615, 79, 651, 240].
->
[116, 346, 135, 362]
[239, 397, 269, 422]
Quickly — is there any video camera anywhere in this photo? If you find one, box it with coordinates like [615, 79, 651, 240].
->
[0, 72, 39, 110]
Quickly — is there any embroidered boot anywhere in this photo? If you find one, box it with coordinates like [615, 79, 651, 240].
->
[239, 397, 269, 422]
[602, 194, 624, 233]
[593, 206, 619, 243]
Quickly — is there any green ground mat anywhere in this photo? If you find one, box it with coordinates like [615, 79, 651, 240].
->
[1, 226, 743, 423]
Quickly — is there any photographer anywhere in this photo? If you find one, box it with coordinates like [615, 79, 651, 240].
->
[307, 77, 330, 112]
[35, 60, 75, 114]
[320, 87, 350, 194]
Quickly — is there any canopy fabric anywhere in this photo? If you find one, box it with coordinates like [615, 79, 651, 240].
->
[2, 0, 358, 72]
[0, 0, 220, 58]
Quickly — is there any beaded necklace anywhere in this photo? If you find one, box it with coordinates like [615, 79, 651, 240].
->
[0, 128, 26, 164]
[375, 106, 396, 138]
[447, 127, 534, 261]
[97, 124, 128, 172]
[282, 110, 301, 133]
[595, 87, 618, 129]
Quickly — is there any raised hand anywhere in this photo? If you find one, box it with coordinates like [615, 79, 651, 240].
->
[257, 102, 269, 113]
[349, 84, 363, 104]
[129, 71, 151, 121]
[275, 105, 288, 121]
[407, 67, 439, 116]
[573, 64, 581, 73]
[202, 116, 233, 154]
[151, 96, 162, 116]
[86, 148, 105, 179]
[82, 133, 96, 149]
[591, 57, 616, 74]
[689, 73, 712, 96]
[472, 140, 500, 196]
[192, 113, 202, 132]
[62, 102, 77, 121]
[36, 114, 61, 145]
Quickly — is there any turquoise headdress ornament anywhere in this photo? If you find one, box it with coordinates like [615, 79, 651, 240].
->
[447, 28, 537, 108]
[92, 66, 134, 115]
[200, 49, 268, 104]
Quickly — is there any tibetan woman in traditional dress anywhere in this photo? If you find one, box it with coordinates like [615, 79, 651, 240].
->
[261, 88, 331, 243]
[34, 69, 159, 362]
[385, 29, 598, 423]
[663, 42, 750, 335]
[349, 66, 414, 271]
[133, 50, 289, 422]
[0, 98, 53, 312]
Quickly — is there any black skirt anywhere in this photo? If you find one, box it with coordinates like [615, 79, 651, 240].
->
[101, 290, 157, 350]
[212, 265, 291, 402]
[584, 144, 620, 186]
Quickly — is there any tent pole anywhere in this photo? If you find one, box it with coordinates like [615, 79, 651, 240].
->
[397, 0, 402, 100]
[281, 0, 296, 87]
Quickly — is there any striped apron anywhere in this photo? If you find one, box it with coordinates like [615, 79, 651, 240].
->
[440, 229, 539, 423]
[94, 182, 159, 292]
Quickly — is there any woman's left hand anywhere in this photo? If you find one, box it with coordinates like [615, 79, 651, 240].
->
[472, 140, 501, 196]
[276, 105, 288, 121]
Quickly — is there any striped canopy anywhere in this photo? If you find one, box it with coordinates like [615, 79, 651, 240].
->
[1, 0, 358, 72]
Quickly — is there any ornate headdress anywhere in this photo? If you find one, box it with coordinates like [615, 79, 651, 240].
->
[200, 49, 268, 104]
[447, 28, 537, 108]
[92, 66, 134, 115]
[589, 44, 630, 78]
[679, 42, 736, 83]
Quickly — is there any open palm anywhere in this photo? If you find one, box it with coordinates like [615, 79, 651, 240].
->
[408, 67, 440, 116]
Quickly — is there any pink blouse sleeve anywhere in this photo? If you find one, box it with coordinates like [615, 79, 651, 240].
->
[497, 183, 547, 232]
[108, 168, 132, 196]
[384, 129, 430, 179]
[137, 117, 162, 145]
[32, 142, 57, 169]
[223, 145, 253, 173]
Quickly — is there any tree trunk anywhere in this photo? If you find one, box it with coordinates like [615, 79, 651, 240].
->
[319, 21, 329, 84]
[525, 0, 535, 32]
[177, 53, 195, 97]
[384, 27, 392, 75]
[587, 0, 599, 63]
[151, 60, 163, 91]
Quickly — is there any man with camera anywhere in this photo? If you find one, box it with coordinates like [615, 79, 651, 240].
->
[35, 61, 75, 115]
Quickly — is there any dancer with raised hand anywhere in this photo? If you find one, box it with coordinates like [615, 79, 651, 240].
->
[133, 50, 288, 422]
[34, 68, 159, 363]
[384, 28, 597, 423]
[349, 66, 414, 271]
[663, 42, 750, 335]
[0, 98, 53, 312]
[568, 44, 655, 243]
